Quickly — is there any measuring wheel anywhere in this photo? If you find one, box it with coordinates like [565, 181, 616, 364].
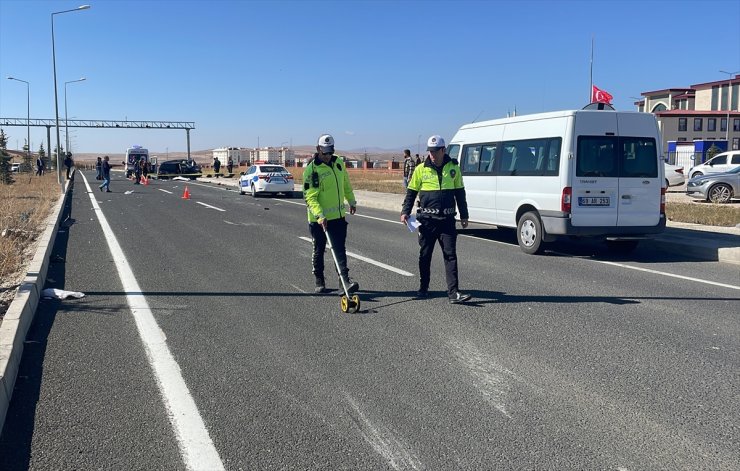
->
[340, 294, 361, 314]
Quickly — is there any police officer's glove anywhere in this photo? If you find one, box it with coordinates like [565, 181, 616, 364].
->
[349, 205, 356, 215]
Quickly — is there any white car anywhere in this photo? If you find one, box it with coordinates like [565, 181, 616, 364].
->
[664, 162, 685, 187]
[688, 151, 740, 179]
[10, 162, 21, 172]
[238, 164, 294, 197]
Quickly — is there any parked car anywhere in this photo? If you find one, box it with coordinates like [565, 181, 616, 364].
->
[686, 166, 740, 203]
[156, 159, 202, 180]
[664, 162, 685, 187]
[10, 162, 21, 172]
[238, 164, 294, 197]
[688, 151, 740, 179]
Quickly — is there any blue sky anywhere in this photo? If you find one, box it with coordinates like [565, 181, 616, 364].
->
[1, 0, 739, 154]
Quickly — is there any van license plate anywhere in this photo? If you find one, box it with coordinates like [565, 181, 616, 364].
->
[578, 197, 610, 206]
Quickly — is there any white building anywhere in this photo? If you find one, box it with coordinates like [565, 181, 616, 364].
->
[212, 147, 244, 165]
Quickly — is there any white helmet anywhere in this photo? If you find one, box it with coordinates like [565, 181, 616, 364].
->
[317, 134, 335, 153]
[427, 135, 446, 150]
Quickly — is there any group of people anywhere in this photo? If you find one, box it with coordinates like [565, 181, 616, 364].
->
[95, 156, 112, 192]
[305, 133, 471, 305]
[211, 157, 235, 177]
[402, 150, 423, 188]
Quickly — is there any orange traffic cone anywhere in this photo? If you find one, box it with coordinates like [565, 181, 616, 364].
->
[143, 176, 149, 186]
[182, 186, 191, 200]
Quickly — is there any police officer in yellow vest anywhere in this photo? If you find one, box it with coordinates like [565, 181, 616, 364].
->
[401, 135, 472, 304]
[304, 134, 360, 294]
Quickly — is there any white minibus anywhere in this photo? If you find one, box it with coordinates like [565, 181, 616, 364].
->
[124, 145, 149, 178]
[448, 109, 666, 254]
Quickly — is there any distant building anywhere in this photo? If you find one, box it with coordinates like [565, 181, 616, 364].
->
[246, 147, 295, 165]
[212, 147, 244, 165]
[636, 74, 740, 157]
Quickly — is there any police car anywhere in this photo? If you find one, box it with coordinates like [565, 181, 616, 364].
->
[238, 164, 294, 196]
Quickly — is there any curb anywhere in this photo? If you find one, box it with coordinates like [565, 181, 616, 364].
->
[0, 178, 71, 432]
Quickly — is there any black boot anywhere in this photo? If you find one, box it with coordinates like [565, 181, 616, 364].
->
[340, 274, 359, 294]
[314, 275, 327, 294]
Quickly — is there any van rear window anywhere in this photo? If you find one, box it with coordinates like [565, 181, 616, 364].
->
[577, 136, 657, 178]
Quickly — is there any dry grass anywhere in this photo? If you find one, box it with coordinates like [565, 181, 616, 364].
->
[288, 167, 406, 194]
[666, 202, 740, 227]
[0, 173, 61, 317]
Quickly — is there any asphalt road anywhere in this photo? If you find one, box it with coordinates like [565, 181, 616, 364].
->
[1, 171, 739, 470]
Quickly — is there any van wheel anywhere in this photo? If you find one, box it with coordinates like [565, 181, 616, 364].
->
[691, 171, 703, 179]
[517, 211, 544, 255]
[606, 240, 639, 253]
[708, 183, 732, 203]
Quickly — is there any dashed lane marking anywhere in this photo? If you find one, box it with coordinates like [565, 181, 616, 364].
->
[298, 236, 413, 276]
[196, 201, 226, 212]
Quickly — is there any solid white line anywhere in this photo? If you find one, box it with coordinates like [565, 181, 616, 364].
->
[582, 258, 740, 291]
[299, 236, 413, 276]
[196, 201, 226, 212]
[80, 174, 225, 471]
[158, 188, 173, 194]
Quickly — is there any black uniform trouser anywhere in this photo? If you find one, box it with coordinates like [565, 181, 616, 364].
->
[418, 217, 459, 295]
[309, 218, 349, 280]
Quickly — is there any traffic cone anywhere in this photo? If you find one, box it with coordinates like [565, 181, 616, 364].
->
[182, 185, 191, 200]
[143, 176, 149, 186]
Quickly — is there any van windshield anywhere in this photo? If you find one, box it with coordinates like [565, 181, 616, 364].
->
[577, 136, 657, 178]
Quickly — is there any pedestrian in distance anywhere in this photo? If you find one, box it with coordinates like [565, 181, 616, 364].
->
[227, 157, 234, 175]
[64, 153, 73, 180]
[141, 159, 149, 180]
[98, 156, 111, 192]
[303, 134, 360, 294]
[402, 149, 415, 188]
[213, 157, 221, 178]
[133, 158, 142, 184]
[401, 135, 471, 304]
[415, 154, 422, 166]
[95, 156, 102, 180]
[36, 155, 45, 176]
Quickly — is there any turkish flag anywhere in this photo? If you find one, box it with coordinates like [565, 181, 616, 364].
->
[592, 85, 613, 104]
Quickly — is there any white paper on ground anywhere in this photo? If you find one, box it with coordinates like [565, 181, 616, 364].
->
[124, 190, 134, 195]
[41, 288, 85, 300]
[406, 215, 421, 232]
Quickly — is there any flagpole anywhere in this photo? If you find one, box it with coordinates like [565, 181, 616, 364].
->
[589, 36, 594, 102]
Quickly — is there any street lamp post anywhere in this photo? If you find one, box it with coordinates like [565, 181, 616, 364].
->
[7, 77, 30, 170]
[719, 70, 740, 145]
[64, 77, 86, 153]
[52, 4, 90, 189]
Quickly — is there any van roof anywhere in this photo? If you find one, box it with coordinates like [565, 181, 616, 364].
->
[457, 109, 647, 130]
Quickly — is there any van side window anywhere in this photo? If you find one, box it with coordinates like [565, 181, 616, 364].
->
[479, 145, 496, 173]
[498, 138, 561, 176]
[462, 145, 481, 173]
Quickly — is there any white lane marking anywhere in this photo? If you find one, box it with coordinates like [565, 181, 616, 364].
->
[299, 236, 413, 276]
[345, 393, 422, 470]
[461, 233, 516, 247]
[80, 174, 225, 471]
[223, 220, 238, 225]
[577, 258, 740, 291]
[290, 284, 307, 293]
[275, 197, 738, 290]
[275, 198, 406, 226]
[196, 201, 226, 212]
[158, 189, 173, 194]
